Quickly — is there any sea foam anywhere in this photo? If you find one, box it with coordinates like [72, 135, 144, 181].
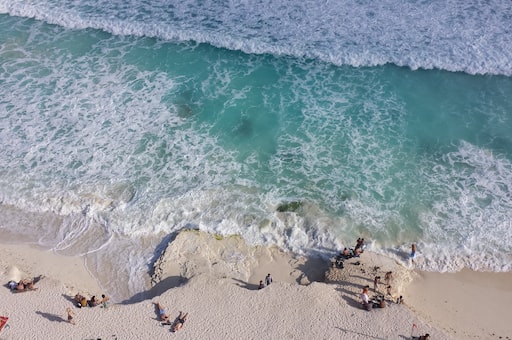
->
[1, 0, 511, 75]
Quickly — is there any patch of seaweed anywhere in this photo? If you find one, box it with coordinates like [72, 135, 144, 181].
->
[276, 201, 303, 213]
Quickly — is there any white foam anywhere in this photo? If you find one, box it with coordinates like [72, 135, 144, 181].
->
[1, 0, 512, 75]
[413, 141, 512, 271]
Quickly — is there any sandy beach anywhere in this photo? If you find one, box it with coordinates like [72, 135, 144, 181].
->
[0, 231, 510, 339]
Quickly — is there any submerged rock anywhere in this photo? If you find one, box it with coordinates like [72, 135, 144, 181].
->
[276, 201, 303, 212]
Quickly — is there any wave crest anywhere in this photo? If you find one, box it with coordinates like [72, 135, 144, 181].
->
[2, 0, 512, 75]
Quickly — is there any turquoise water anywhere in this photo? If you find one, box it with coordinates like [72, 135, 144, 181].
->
[1, 0, 512, 299]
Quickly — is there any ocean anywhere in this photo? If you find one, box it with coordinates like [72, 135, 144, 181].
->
[1, 0, 511, 300]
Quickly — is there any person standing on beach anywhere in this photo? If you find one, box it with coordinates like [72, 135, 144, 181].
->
[265, 273, 273, 286]
[373, 276, 380, 292]
[258, 280, 265, 289]
[410, 244, 417, 264]
[384, 271, 392, 285]
[361, 287, 370, 309]
[66, 307, 75, 325]
[355, 238, 364, 251]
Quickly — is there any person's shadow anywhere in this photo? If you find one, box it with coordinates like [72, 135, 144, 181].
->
[35, 311, 66, 323]
[335, 327, 386, 339]
[232, 278, 260, 290]
[61, 293, 80, 306]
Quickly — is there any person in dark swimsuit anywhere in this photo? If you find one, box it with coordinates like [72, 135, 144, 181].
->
[172, 312, 189, 332]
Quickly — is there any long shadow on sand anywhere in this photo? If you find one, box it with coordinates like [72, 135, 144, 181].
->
[335, 327, 386, 340]
[334, 279, 369, 293]
[340, 294, 364, 309]
[295, 256, 330, 284]
[232, 278, 260, 291]
[61, 293, 80, 307]
[335, 281, 370, 309]
[349, 274, 374, 284]
[35, 311, 66, 323]
[120, 276, 189, 305]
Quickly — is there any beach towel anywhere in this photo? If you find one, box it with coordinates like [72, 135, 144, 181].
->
[0, 316, 8, 332]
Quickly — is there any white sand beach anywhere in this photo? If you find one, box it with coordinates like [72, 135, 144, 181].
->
[0, 231, 510, 339]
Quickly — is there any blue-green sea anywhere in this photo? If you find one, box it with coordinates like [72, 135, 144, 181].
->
[1, 0, 511, 299]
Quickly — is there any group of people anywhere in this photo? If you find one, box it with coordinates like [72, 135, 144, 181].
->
[155, 302, 188, 332]
[74, 293, 109, 309]
[360, 286, 388, 310]
[361, 269, 401, 311]
[60, 292, 110, 325]
[374, 271, 393, 296]
[258, 273, 273, 290]
[333, 238, 367, 269]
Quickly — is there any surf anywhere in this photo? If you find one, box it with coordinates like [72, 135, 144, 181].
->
[1, 0, 512, 75]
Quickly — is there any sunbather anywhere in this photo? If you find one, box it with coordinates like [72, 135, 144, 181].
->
[172, 312, 188, 332]
[155, 302, 170, 322]
[15, 278, 38, 291]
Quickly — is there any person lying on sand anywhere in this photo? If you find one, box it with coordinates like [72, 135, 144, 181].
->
[171, 312, 188, 332]
[155, 302, 170, 323]
[14, 278, 38, 292]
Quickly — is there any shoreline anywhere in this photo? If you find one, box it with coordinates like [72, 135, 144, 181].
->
[0, 231, 510, 338]
[405, 268, 512, 339]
